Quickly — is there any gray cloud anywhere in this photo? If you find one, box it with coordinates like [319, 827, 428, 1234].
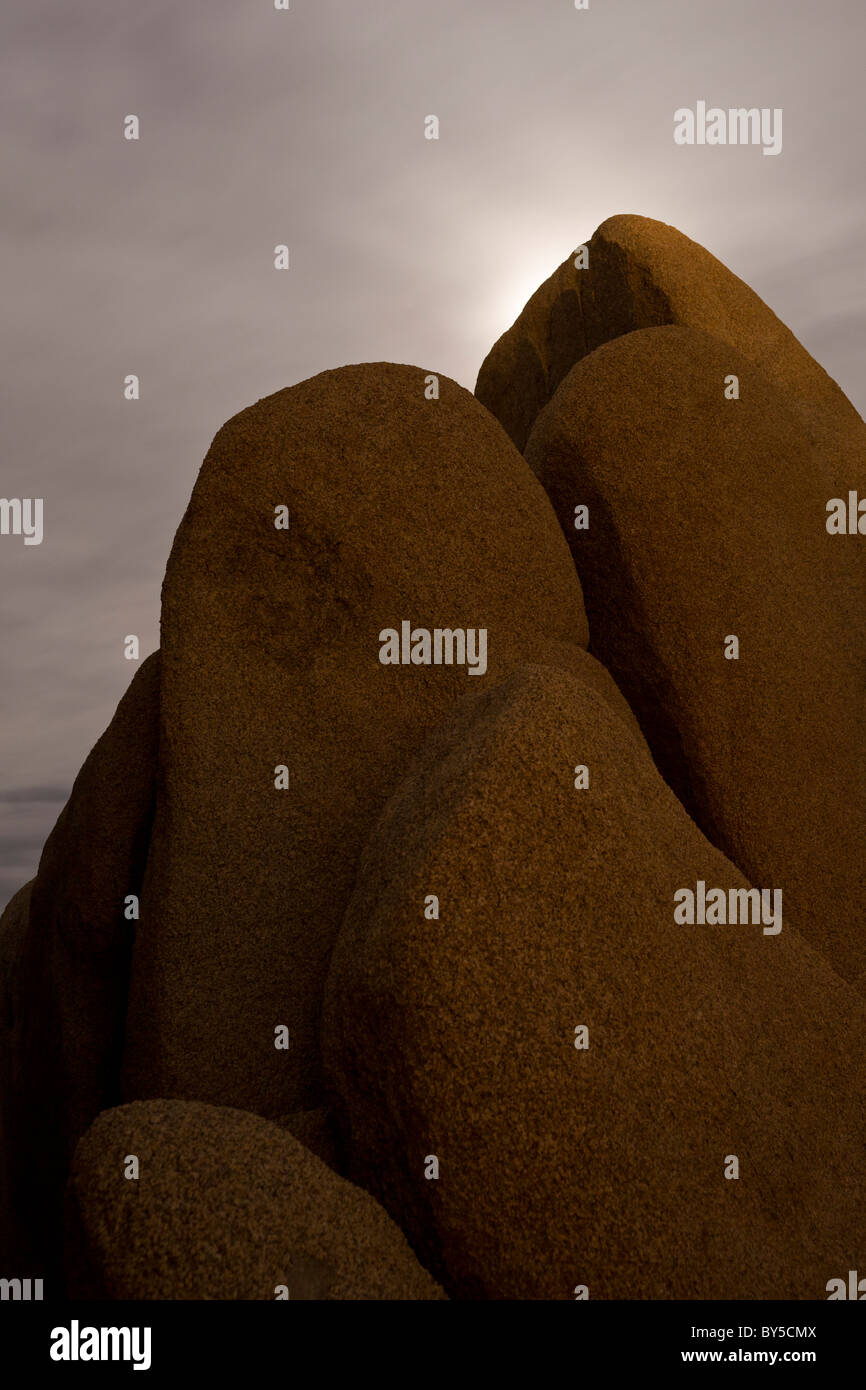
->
[0, 787, 70, 804]
[0, 836, 52, 858]
[0, 797, 61, 909]
[0, 873, 34, 910]
[1, 0, 864, 912]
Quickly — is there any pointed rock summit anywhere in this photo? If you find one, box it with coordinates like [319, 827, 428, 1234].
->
[476, 214, 866, 463]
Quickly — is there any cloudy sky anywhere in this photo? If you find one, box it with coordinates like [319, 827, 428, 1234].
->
[1, 0, 864, 909]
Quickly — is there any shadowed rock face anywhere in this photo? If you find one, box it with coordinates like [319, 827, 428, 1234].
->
[0, 880, 33, 1266]
[120, 361, 638, 1119]
[0, 654, 160, 1280]
[476, 214, 866, 461]
[323, 666, 866, 1300]
[524, 326, 866, 987]
[66, 1100, 445, 1300]
[275, 1105, 342, 1173]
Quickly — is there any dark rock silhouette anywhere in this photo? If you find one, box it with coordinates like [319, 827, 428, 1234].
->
[66, 1100, 445, 1300]
[276, 1106, 341, 1172]
[0, 653, 159, 1280]
[323, 665, 866, 1299]
[0, 880, 33, 1266]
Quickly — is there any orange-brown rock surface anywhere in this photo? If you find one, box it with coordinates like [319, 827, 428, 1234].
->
[524, 326, 866, 986]
[121, 363, 634, 1118]
[323, 666, 866, 1299]
[66, 1100, 445, 1300]
[1, 221, 861, 1304]
[476, 213, 866, 466]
